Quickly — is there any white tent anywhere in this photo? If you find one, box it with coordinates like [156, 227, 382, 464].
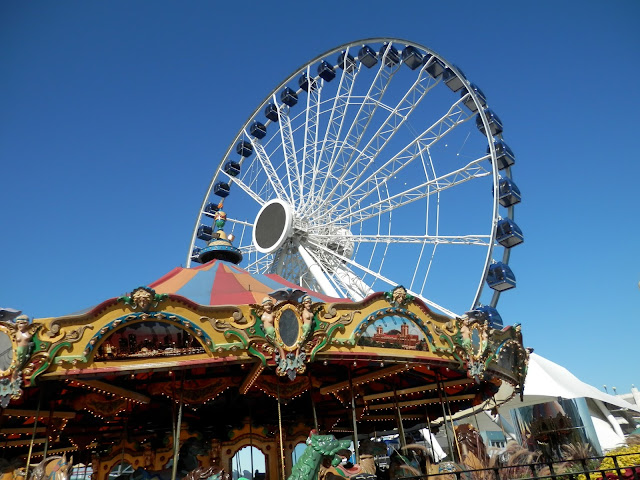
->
[500, 353, 640, 451]
[504, 354, 640, 412]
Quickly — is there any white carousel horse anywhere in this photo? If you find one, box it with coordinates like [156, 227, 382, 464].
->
[28, 455, 73, 480]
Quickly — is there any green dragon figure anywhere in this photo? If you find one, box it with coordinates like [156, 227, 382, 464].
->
[287, 431, 352, 480]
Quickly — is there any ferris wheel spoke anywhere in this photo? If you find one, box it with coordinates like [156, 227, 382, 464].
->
[223, 174, 267, 208]
[300, 79, 320, 205]
[327, 95, 474, 219]
[302, 46, 402, 215]
[300, 68, 324, 213]
[319, 65, 440, 216]
[332, 154, 491, 226]
[307, 232, 491, 247]
[245, 132, 291, 202]
[274, 95, 301, 203]
[309, 61, 361, 215]
[313, 59, 361, 212]
[304, 238, 456, 317]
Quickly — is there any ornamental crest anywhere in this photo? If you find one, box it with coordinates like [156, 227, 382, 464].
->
[455, 312, 493, 381]
[255, 295, 316, 380]
[383, 285, 414, 308]
[118, 286, 168, 312]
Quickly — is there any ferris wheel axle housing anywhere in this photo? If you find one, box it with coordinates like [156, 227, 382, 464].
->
[252, 199, 354, 260]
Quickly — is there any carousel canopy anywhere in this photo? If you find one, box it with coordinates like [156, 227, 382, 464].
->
[149, 260, 345, 306]
[0, 259, 528, 467]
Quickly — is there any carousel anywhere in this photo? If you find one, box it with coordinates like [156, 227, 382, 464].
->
[0, 220, 527, 480]
[1, 38, 528, 480]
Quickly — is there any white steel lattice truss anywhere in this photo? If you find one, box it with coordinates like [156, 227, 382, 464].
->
[189, 39, 519, 318]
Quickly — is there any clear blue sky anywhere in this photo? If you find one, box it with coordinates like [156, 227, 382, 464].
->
[1, 1, 639, 393]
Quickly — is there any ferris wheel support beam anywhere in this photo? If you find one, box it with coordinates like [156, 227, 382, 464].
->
[305, 239, 457, 317]
[326, 261, 374, 301]
[296, 243, 341, 298]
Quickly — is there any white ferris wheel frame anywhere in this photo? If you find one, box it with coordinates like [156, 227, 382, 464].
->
[187, 38, 517, 318]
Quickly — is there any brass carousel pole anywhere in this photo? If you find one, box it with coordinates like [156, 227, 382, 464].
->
[276, 384, 286, 480]
[42, 399, 55, 461]
[348, 369, 359, 463]
[249, 405, 254, 480]
[435, 375, 454, 460]
[171, 371, 185, 480]
[310, 393, 319, 432]
[441, 379, 462, 462]
[424, 406, 433, 472]
[25, 387, 44, 480]
[120, 401, 129, 473]
[393, 387, 406, 451]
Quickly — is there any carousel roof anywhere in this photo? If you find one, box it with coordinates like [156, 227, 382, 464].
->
[0, 258, 528, 465]
[149, 260, 346, 306]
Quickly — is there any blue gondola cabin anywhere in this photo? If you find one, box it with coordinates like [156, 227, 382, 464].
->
[487, 262, 516, 291]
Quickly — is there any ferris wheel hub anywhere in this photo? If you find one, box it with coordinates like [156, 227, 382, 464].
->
[252, 199, 294, 254]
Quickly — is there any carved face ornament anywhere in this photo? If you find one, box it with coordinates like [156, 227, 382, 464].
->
[132, 289, 153, 311]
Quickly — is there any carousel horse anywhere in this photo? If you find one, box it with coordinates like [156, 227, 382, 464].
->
[180, 466, 227, 480]
[128, 437, 209, 480]
[454, 424, 489, 472]
[357, 439, 387, 476]
[288, 431, 376, 480]
[28, 455, 73, 480]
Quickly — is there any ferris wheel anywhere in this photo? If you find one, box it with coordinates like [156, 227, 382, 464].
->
[187, 38, 523, 319]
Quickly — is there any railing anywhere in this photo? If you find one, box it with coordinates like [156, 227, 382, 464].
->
[398, 452, 640, 480]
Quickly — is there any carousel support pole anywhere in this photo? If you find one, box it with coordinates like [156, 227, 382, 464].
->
[435, 376, 454, 461]
[170, 372, 177, 450]
[424, 407, 432, 473]
[310, 394, 319, 432]
[42, 400, 54, 461]
[348, 370, 359, 463]
[249, 406, 254, 480]
[120, 401, 129, 474]
[25, 387, 44, 480]
[393, 387, 406, 451]
[277, 384, 286, 480]
[441, 381, 462, 463]
[171, 371, 186, 480]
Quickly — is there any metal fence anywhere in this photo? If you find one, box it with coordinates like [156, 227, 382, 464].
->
[398, 452, 640, 480]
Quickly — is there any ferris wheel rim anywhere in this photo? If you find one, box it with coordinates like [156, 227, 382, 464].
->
[187, 38, 518, 318]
